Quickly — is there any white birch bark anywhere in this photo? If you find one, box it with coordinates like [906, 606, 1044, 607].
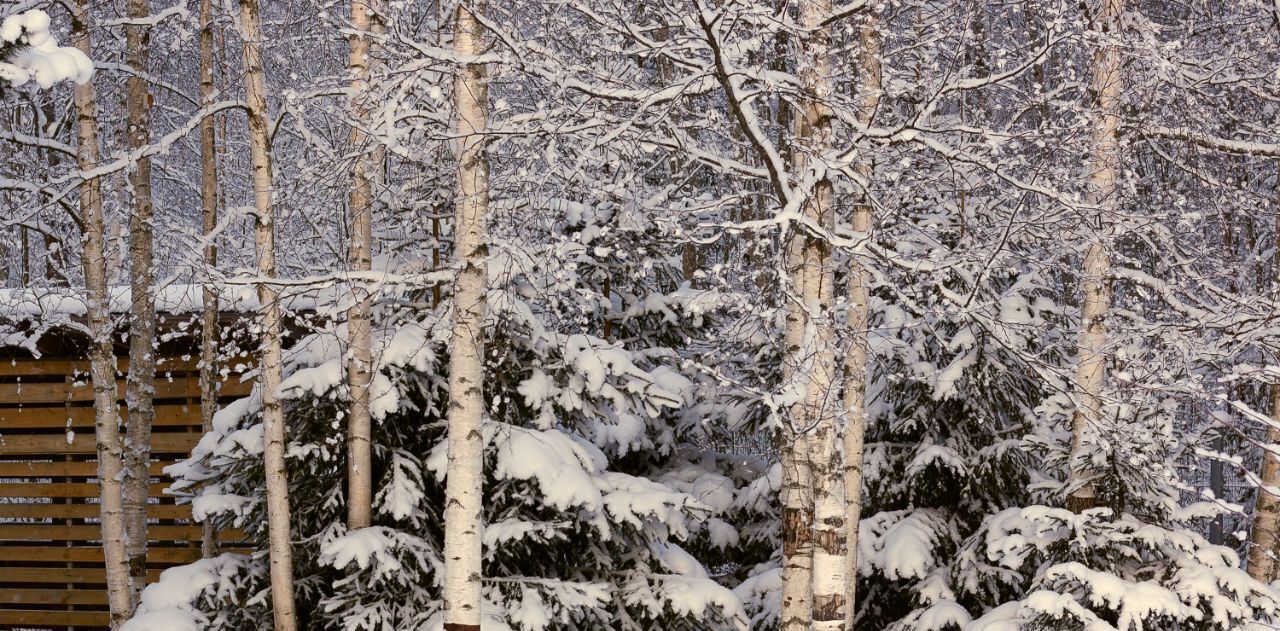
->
[443, 1, 489, 628]
[198, 0, 220, 557]
[1248, 385, 1280, 580]
[71, 2, 132, 624]
[1067, 0, 1123, 513]
[238, 0, 299, 624]
[1247, 168, 1280, 580]
[345, 0, 381, 532]
[122, 0, 156, 601]
[779, 432, 814, 631]
[794, 0, 844, 628]
[843, 10, 882, 624]
[779, 1, 842, 627]
[772, 6, 808, 630]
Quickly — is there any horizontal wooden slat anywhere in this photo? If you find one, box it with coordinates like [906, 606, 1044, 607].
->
[0, 376, 253, 404]
[0, 524, 207, 541]
[0, 608, 108, 626]
[0, 482, 172, 498]
[5, 588, 109, 606]
[0, 524, 245, 541]
[0, 502, 191, 520]
[0, 432, 202, 456]
[0, 356, 255, 629]
[1, 567, 164, 584]
[0, 403, 206, 429]
[0, 545, 208, 563]
[0, 460, 174, 478]
[0, 357, 201, 377]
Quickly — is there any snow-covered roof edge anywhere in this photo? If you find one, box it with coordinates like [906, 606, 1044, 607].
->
[0, 283, 326, 319]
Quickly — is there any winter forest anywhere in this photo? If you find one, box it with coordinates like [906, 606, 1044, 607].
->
[3, 0, 1280, 629]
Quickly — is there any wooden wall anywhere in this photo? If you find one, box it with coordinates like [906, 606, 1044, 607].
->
[0, 354, 251, 629]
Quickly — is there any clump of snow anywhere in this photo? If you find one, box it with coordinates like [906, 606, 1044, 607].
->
[907, 443, 969, 477]
[509, 587, 553, 631]
[705, 517, 740, 549]
[619, 572, 748, 630]
[732, 566, 782, 628]
[965, 602, 1024, 631]
[971, 506, 1280, 629]
[598, 471, 699, 540]
[859, 510, 949, 580]
[660, 466, 735, 513]
[932, 347, 977, 400]
[190, 491, 252, 522]
[483, 518, 568, 548]
[0, 10, 92, 88]
[493, 425, 605, 511]
[899, 600, 973, 630]
[503, 581, 610, 631]
[1042, 562, 1199, 630]
[652, 542, 707, 578]
[734, 463, 781, 514]
[655, 574, 748, 626]
[320, 526, 407, 580]
[123, 554, 250, 630]
[375, 450, 425, 521]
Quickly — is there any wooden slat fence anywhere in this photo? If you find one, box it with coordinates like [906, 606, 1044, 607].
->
[0, 356, 251, 629]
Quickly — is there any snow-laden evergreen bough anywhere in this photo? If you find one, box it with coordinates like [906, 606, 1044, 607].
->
[126, 207, 772, 629]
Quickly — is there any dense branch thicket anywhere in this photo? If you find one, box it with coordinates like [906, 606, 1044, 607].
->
[4, 0, 1280, 629]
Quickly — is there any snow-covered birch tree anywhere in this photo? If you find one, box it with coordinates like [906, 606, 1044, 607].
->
[1064, 0, 1123, 514]
[239, 0, 299, 624]
[197, 0, 221, 558]
[344, 0, 382, 534]
[69, 1, 133, 625]
[442, 1, 490, 629]
[122, 0, 158, 601]
[841, 8, 881, 623]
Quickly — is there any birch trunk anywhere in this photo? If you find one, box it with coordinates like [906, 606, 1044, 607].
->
[773, 5, 806, 629]
[443, 2, 489, 628]
[1248, 386, 1280, 580]
[1066, 0, 1123, 514]
[239, 0, 299, 624]
[798, 1, 844, 627]
[779, 432, 814, 631]
[843, 11, 882, 624]
[71, 2, 132, 625]
[198, 0, 220, 558]
[345, 0, 381, 532]
[1247, 167, 1280, 580]
[123, 0, 156, 602]
[783, 1, 842, 628]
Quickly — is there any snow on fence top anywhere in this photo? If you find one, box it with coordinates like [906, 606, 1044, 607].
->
[0, 275, 439, 320]
[0, 284, 333, 355]
[0, 284, 314, 319]
[0, 10, 92, 88]
[0, 271, 450, 353]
